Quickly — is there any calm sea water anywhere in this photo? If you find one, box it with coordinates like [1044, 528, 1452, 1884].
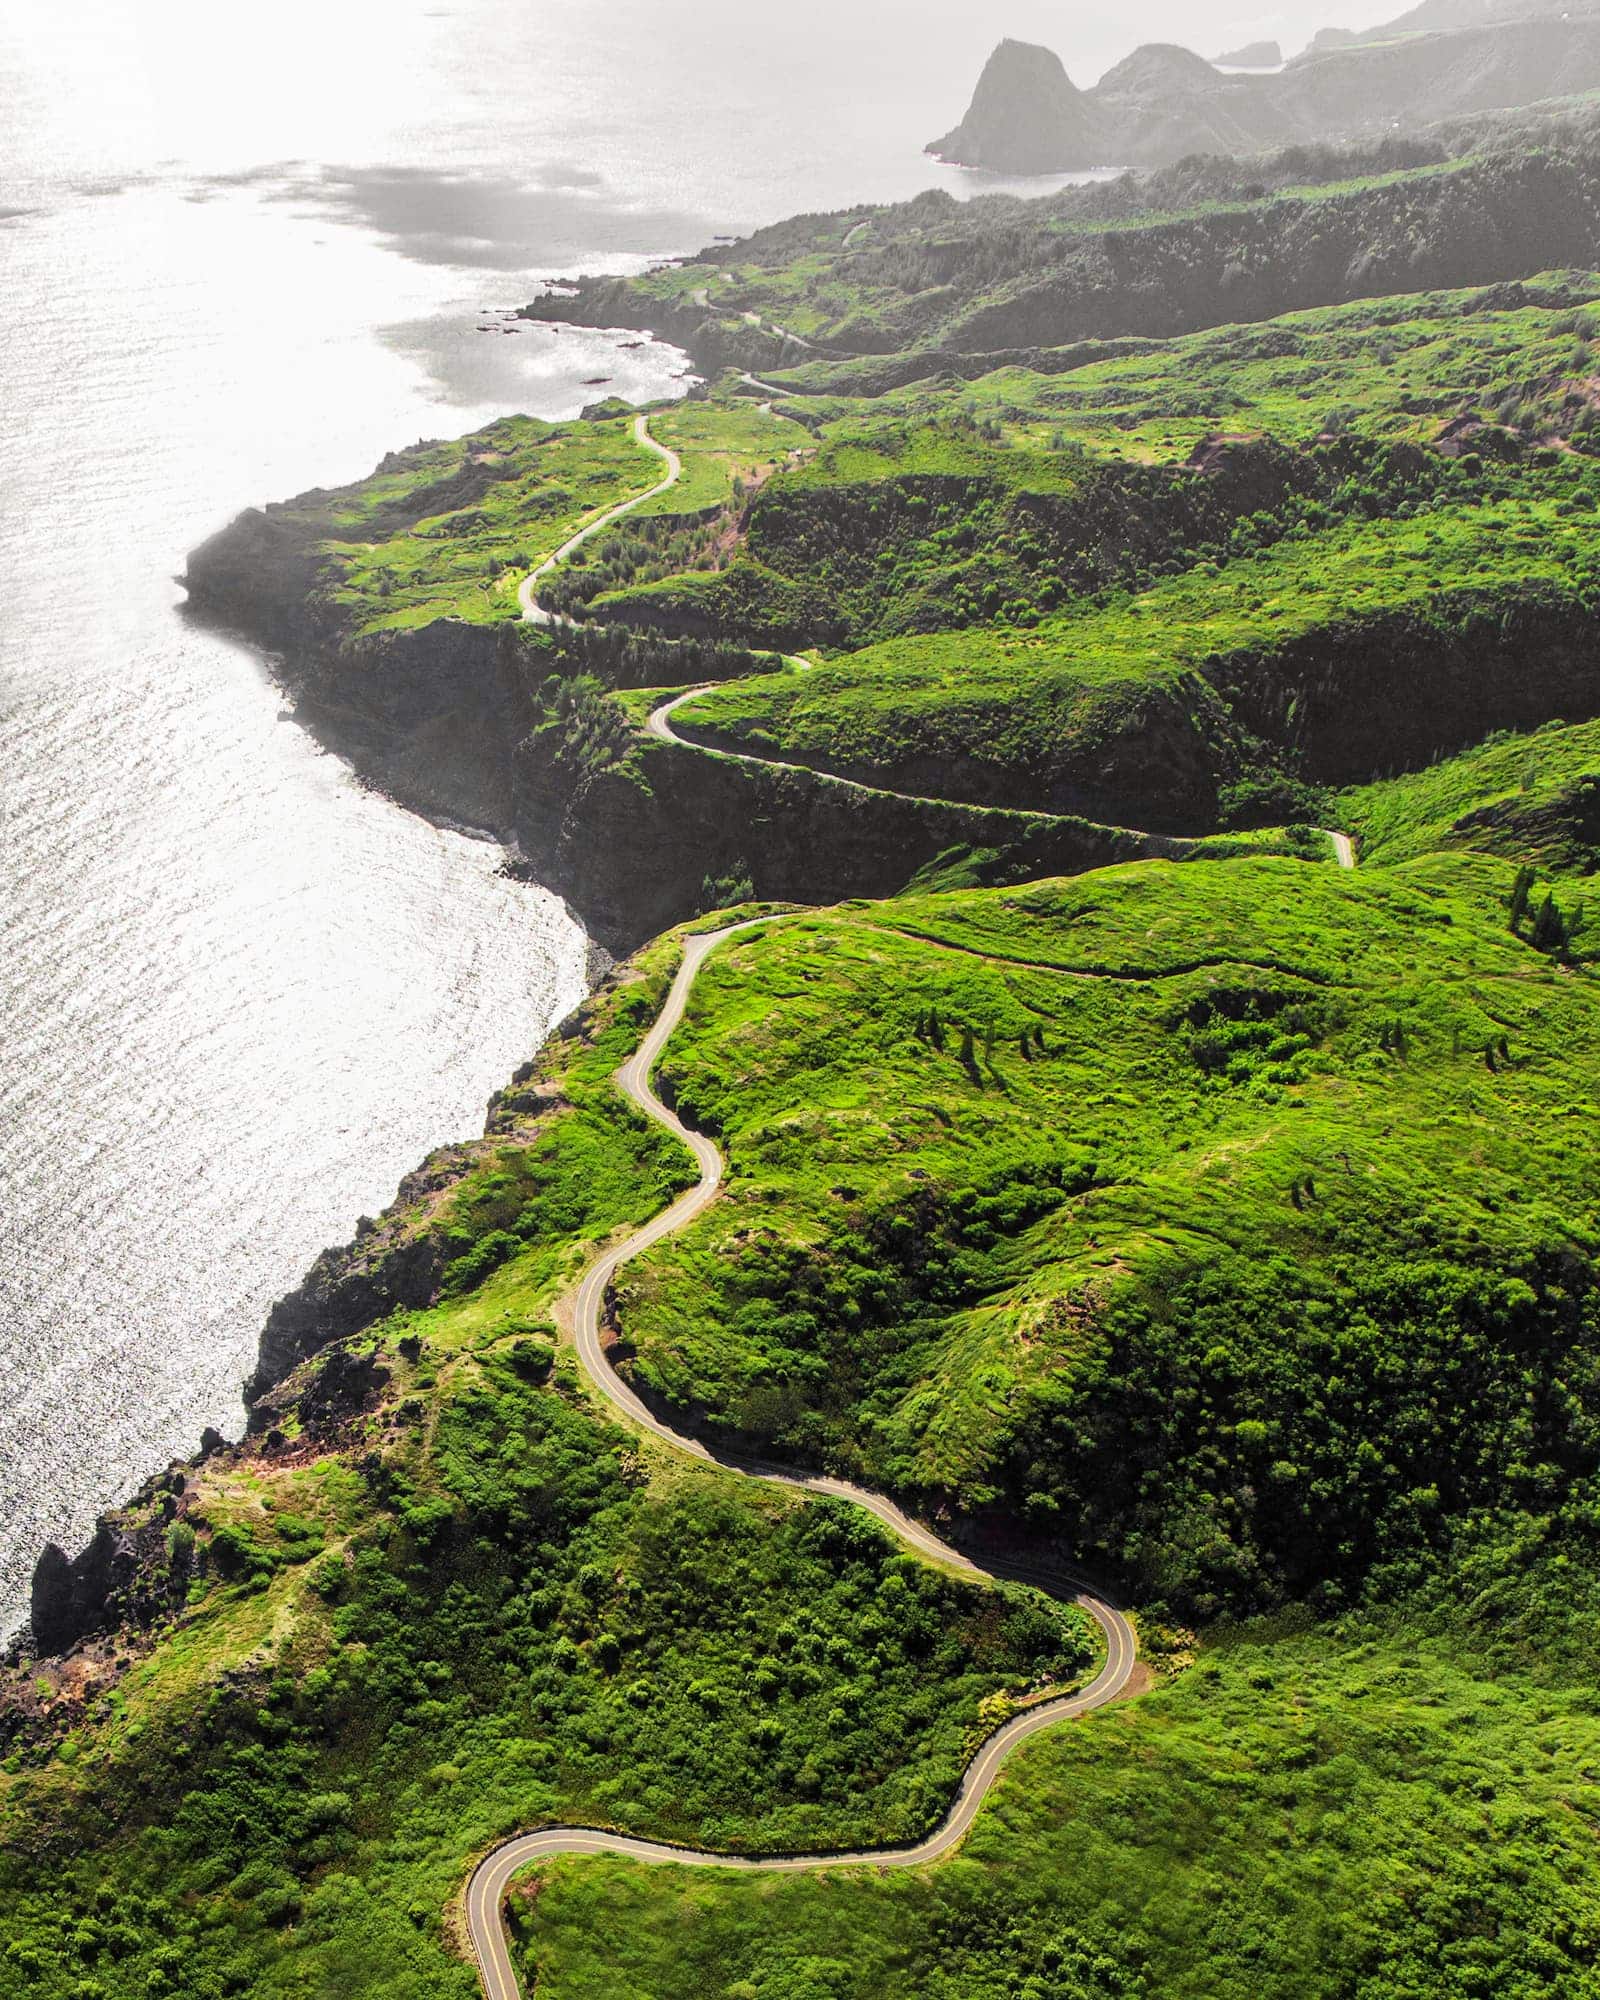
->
[0, 0, 1080, 1641]
[0, 0, 1391, 1638]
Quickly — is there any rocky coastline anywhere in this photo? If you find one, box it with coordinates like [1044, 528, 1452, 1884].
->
[178, 501, 1169, 958]
[12, 390, 1166, 1669]
[29, 247, 1600, 1671]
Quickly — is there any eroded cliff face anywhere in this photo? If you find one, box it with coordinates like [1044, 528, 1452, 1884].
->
[181, 424, 1600, 958]
[1206, 589, 1600, 785]
[522, 733, 1166, 950]
[183, 513, 1179, 957]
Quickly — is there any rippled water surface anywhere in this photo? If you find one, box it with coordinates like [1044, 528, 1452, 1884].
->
[0, 0, 1227, 1637]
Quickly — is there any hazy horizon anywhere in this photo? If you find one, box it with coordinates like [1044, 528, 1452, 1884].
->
[928, 0, 1429, 84]
[6, 0, 1431, 189]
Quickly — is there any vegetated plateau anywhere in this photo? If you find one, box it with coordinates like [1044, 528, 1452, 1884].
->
[10, 113, 1600, 2000]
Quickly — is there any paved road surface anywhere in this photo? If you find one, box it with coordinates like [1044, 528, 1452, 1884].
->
[518, 413, 680, 626]
[482, 422, 1361, 1996]
[521, 417, 1361, 876]
[463, 923, 1140, 2000]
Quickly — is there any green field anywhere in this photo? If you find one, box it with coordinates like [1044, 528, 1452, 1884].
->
[23, 124, 1600, 2000]
[784, 278, 1600, 466]
[543, 140, 1512, 356]
[514, 1547, 1600, 1999]
[256, 269, 1600, 849]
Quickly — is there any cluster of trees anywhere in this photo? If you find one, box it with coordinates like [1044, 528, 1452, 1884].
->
[538, 507, 738, 622]
[1510, 863, 1587, 959]
[1002, 1249, 1600, 1618]
[534, 622, 758, 691]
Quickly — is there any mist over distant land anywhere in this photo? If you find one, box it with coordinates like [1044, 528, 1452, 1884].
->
[901, 0, 1424, 84]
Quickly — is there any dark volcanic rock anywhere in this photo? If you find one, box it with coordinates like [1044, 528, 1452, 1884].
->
[250, 1173, 450, 1400]
[296, 1346, 391, 1441]
[30, 1523, 135, 1657]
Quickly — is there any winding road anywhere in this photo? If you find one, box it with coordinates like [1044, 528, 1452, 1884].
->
[647, 686, 1360, 869]
[1327, 829, 1357, 870]
[473, 411, 1365, 1997]
[522, 412, 1360, 873]
[517, 412, 682, 626]
[463, 922, 1140, 2000]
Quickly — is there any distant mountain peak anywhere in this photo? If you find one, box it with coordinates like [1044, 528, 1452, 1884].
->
[931, 13, 1600, 175]
[926, 37, 1107, 174]
[1098, 42, 1223, 92]
[1214, 39, 1283, 68]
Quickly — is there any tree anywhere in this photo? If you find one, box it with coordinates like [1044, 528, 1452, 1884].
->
[1531, 891, 1569, 956]
[1509, 865, 1538, 931]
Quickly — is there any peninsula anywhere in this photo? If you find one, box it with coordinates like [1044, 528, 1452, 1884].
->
[7, 112, 1600, 2000]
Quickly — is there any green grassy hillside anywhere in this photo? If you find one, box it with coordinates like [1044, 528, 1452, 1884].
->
[514, 1538, 1600, 2000]
[536, 277, 1600, 830]
[8, 838, 1600, 1996]
[230, 401, 808, 641]
[621, 855, 1600, 1613]
[666, 483, 1600, 817]
[81, 133, 1600, 2000]
[525, 127, 1600, 358]
[194, 268, 1600, 850]
[0, 951, 1091, 2000]
[1344, 717, 1600, 868]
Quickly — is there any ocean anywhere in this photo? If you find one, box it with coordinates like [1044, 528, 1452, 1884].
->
[0, 0, 1114, 1640]
[0, 0, 1393, 1638]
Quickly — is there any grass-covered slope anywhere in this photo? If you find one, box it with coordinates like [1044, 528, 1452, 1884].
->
[526, 127, 1600, 361]
[186, 401, 809, 645]
[46, 113, 1600, 2000]
[617, 855, 1600, 1613]
[541, 277, 1600, 826]
[514, 1546, 1600, 2000]
[666, 481, 1600, 818]
[786, 275, 1600, 467]
[0, 945, 1093, 2000]
[187, 265, 1600, 909]
[1344, 716, 1600, 868]
[8, 843, 1600, 1998]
